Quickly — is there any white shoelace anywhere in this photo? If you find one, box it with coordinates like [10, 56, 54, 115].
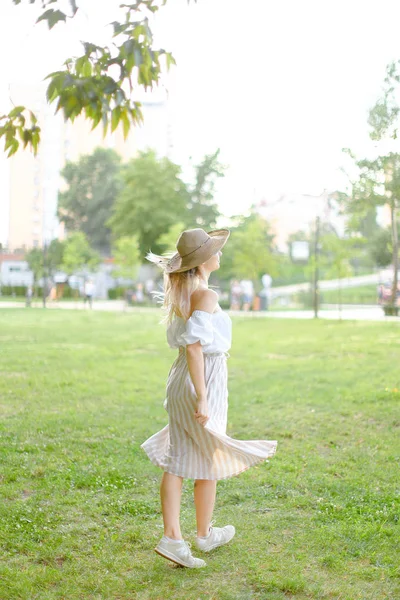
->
[178, 541, 194, 558]
[198, 519, 217, 540]
[210, 524, 224, 543]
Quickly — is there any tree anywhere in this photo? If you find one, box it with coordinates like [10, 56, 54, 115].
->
[26, 239, 65, 299]
[185, 149, 224, 229]
[217, 214, 277, 284]
[58, 148, 122, 254]
[108, 150, 189, 257]
[2, 0, 177, 156]
[112, 235, 141, 282]
[327, 191, 378, 273]
[61, 232, 100, 291]
[321, 234, 354, 317]
[46, 239, 65, 276]
[343, 60, 400, 307]
[343, 152, 400, 305]
[157, 221, 187, 252]
[369, 227, 394, 268]
[26, 249, 43, 297]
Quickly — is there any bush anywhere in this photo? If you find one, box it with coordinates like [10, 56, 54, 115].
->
[0, 285, 28, 297]
[108, 286, 130, 299]
[0, 285, 46, 297]
[296, 289, 314, 308]
[219, 299, 231, 310]
[0, 284, 80, 299]
[58, 285, 76, 299]
[320, 285, 377, 305]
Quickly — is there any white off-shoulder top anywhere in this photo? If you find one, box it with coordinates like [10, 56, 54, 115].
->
[167, 307, 232, 353]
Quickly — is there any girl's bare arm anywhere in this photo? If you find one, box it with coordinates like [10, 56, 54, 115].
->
[185, 289, 218, 426]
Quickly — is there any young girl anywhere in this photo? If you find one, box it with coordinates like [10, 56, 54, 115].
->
[141, 227, 277, 568]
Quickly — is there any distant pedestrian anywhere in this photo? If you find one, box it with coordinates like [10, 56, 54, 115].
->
[229, 279, 242, 310]
[25, 285, 33, 308]
[83, 279, 95, 309]
[145, 278, 155, 300]
[49, 285, 57, 302]
[239, 279, 254, 311]
[135, 282, 144, 304]
[260, 273, 272, 311]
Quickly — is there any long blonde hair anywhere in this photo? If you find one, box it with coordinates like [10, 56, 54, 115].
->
[146, 251, 203, 325]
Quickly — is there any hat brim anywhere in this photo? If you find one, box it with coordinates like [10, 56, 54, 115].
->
[166, 229, 230, 273]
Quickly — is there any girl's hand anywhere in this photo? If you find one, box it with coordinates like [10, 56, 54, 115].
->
[194, 397, 209, 427]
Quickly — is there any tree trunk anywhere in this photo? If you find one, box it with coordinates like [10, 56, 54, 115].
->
[390, 199, 399, 306]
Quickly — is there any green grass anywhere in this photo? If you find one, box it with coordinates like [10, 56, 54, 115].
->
[0, 296, 26, 302]
[0, 309, 399, 600]
[319, 285, 378, 305]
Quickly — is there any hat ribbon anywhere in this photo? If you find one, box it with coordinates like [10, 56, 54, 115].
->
[168, 236, 212, 266]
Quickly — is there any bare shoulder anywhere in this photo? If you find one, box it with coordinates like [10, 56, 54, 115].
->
[190, 288, 219, 314]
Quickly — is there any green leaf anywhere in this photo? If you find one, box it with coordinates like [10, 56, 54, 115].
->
[55, 97, 64, 114]
[61, 95, 80, 119]
[22, 129, 32, 149]
[166, 52, 176, 69]
[130, 103, 143, 124]
[36, 9, 67, 30]
[111, 107, 121, 132]
[44, 70, 65, 81]
[75, 56, 92, 78]
[115, 89, 125, 107]
[112, 21, 127, 36]
[7, 139, 19, 158]
[121, 110, 130, 140]
[102, 111, 109, 138]
[17, 113, 26, 127]
[133, 48, 143, 67]
[29, 110, 38, 125]
[83, 42, 99, 56]
[46, 79, 59, 103]
[4, 134, 15, 152]
[62, 73, 74, 89]
[90, 111, 102, 131]
[126, 53, 135, 74]
[17, 126, 28, 144]
[75, 56, 85, 76]
[31, 129, 40, 154]
[102, 77, 118, 94]
[122, 39, 134, 58]
[9, 106, 25, 118]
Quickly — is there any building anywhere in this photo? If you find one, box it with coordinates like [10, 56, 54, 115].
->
[0, 82, 173, 252]
[0, 254, 32, 287]
[254, 190, 347, 252]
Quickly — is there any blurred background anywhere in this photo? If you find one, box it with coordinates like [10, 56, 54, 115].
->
[1, 0, 400, 315]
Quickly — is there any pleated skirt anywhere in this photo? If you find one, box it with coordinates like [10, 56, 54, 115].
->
[140, 348, 278, 480]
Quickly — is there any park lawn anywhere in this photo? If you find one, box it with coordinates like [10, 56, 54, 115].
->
[319, 285, 378, 306]
[0, 309, 399, 600]
[0, 296, 25, 303]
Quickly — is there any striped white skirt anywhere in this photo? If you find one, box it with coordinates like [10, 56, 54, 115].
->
[140, 348, 277, 480]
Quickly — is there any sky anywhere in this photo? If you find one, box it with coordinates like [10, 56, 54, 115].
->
[2, 0, 400, 242]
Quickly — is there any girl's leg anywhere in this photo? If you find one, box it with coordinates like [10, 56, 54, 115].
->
[160, 471, 184, 540]
[194, 479, 217, 537]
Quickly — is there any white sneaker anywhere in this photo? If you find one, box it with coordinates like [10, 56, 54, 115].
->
[195, 520, 236, 552]
[155, 537, 206, 568]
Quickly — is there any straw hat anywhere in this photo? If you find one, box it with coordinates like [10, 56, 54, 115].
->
[147, 228, 230, 274]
